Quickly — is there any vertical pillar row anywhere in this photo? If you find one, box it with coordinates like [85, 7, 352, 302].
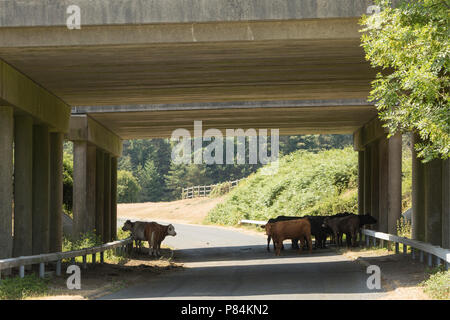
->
[111, 157, 118, 241]
[370, 139, 380, 228]
[411, 132, 426, 241]
[95, 149, 105, 241]
[103, 153, 112, 243]
[387, 133, 402, 235]
[424, 159, 442, 246]
[378, 137, 389, 233]
[442, 159, 450, 249]
[0, 106, 14, 260]
[32, 124, 50, 255]
[363, 145, 372, 217]
[13, 115, 33, 257]
[49, 132, 64, 253]
[73, 141, 96, 238]
[358, 151, 365, 215]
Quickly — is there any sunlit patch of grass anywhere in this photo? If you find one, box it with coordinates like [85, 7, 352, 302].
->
[0, 275, 49, 300]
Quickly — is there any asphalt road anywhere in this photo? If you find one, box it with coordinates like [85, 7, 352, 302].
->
[102, 220, 385, 300]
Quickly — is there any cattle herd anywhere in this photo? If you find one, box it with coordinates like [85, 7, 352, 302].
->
[262, 212, 377, 256]
[122, 212, 376, 258]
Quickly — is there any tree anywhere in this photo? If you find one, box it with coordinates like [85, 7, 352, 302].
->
[117, 170, 141, 203]
[360, 0, 449, 162]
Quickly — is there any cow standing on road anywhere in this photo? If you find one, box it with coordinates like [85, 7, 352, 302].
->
[122, 220, 149, 252]
[144, 222, 177, 257]
[265, 219, 312, 256]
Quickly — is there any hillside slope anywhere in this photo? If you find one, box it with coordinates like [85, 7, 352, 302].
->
[206, 146, 412, 225]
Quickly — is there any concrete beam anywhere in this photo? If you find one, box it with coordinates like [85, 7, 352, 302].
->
[0, 106, 13, 260]
[111, 157, 118, 241]
[425, 159, 442, 246]
[103, 154, 112, 243]
[69, 115, 122, 157]
[13, 115, 33, 257]
[353, 116, 387, 151]
[0, 0, 389, 27]
[49, 132, 64, 253]
[73, 141, 96, 238]
[32, 124, 50, 255]
[442, 159, 450, 249]
[95, 149, 105, 241]
[0, 60, 70, 133]
[412, 132, 426, 241]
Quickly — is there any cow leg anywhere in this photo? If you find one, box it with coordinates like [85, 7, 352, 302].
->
[275, 239, 282, 256]
[307, 235, 312, 254]
[291, 239, 299, 250]
[298, 238, 304, 255]
[267, 235, 271, 252]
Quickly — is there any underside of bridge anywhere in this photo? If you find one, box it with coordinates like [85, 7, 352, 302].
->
[0, 0, 448, 267]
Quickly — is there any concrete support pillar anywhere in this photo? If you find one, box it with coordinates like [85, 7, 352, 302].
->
[425, 159, 442, 246]
[13, 115, 33, 257]
[358, 151, 365, 215]
[32, 125, 50, 254]
[95, 149, 105, 241]
[111, 157, 118, 241]
[378, 137, 389, 233]
[370, 140, 380, 226]
[363, 145, 372, 217]
[49, 132, 64, 252]
[0, 106, 14, 260]
[103, 153, 112, 243]
[412, 132, 426, 241]
[387, 133, 402, 234]
[73, 142, 96, 238]
[442, 159, 450, 249]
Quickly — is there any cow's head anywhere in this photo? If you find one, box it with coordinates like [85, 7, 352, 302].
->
[263, 223, 273, 236]
[322, 217, 330, 228]
[167, 224, 177, 236]
[122, 220, 134, 231]
[360, 214, 377, 225]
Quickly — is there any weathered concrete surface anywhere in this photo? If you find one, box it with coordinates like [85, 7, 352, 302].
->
[412, 133, 426, 242]
[49, 132, 64, 253]
[69, 115, 122, 157]
[73, 141, 96, 238]
[0, 0, 386, 27]
[32, 124, 50, 255]
[111, 157, 118, 240]
[387, 133, 402, 235]
[80, 102, 377, 139]
[103, 154, 112, 243]
[425, 159, 442, 246]
[442, 160, 450, 249]
[13, 115, 33, 257]
[0, 106, 13, 260]
[0, 60, 70, 133]
[95, 149, 105, 240]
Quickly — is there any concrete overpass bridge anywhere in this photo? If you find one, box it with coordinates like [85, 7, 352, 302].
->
[0, 0, 448, 266]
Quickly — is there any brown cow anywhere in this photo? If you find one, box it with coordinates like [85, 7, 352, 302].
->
[144, 222, 177, 256]
[265, 219, 312, 256]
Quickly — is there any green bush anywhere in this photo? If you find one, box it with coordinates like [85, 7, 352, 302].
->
[421, 267, 450, 300]
[0, 275, 48, 300]
[63, 231, 102, 252]
[206, 147, 360, 225]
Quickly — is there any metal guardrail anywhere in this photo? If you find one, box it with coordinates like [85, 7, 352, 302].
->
[0, 238, 133, 279]
[240, 219, 450, 269]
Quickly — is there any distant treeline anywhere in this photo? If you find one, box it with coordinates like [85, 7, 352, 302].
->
[115, 134, 352, 203]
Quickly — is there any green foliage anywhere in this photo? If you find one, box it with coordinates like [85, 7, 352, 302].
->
[421, 267, 450, 300]
[63, 231, 102, 252]
[117, 170, 141, 203]
[206, 147, 360, 225]
[360, 0, 450, 162]
[396, 217, 412, 238]
[0, 275, 48, 300]
[62, 152, 73, 214]
[209, 181, 233, 197]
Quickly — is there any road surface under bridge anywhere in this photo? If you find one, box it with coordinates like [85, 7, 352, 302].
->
[0, 0, 448, 273]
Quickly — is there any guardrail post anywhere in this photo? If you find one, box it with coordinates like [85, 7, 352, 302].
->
[395, 242, 399, 254]
[412, 248, 416, 260]
[435, 256, 441, 267]
[372, 237, 377, 247]
[446, 261, 449, 270]
[82, 255, 87, 269]
[19, 265, 25, 278]
[403, 244, 407, 255]
[427, 253, 433, 267]
[39, 262, 45, 278]
[380, 239, 384, 248]
[419, 250, 424, 263]
[56, 260, 61, 276]
[92, 253, 96, 264]
[100, 251, 104, 264]
[366, 235, 370, 247]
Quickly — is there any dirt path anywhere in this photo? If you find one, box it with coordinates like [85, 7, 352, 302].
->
[118, 196, 225, 225]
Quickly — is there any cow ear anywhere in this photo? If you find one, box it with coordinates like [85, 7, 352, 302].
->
[260, 225, 266, 229]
